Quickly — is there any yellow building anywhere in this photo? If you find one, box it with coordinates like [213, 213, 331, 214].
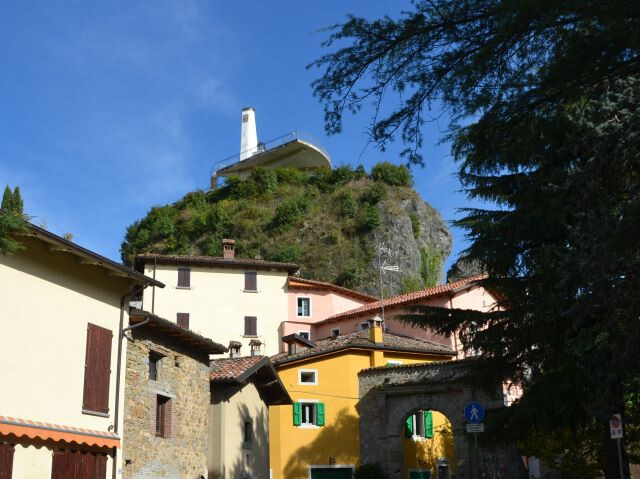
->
[269, 318, 456, 479]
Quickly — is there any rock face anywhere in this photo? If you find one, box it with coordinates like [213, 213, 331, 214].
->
[122, 165, 453, 297]
[446, 256, 485, 283]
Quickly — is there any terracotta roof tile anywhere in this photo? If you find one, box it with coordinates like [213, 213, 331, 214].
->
[136, 253, 299, 273]
[287, 276, 378, 302]
[271, 329, 455, 365]
[319, 275, 487, 324]
[210, 355, 266, 381]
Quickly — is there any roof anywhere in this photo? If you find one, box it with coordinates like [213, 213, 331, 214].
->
[136, 253, 299, 273]
[271, 329, 455, 366]
[5, 213, 164, 288]
[287, 276, 378, 302]
[129, 309, 227, 355]
[281, 333, 315, 348]
[319, 275, 487, 324]
[210, 356, 292, 405]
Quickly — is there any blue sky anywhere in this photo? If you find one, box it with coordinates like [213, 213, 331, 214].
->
[0, 1, 477, 275]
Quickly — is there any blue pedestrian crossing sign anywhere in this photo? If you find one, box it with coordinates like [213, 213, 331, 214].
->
[464, 402, 484, 423]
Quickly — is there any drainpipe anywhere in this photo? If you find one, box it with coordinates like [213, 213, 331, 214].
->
[151, 258, 157, 314]
[113, 284, 146, 479]
[448, 294, 459, 358]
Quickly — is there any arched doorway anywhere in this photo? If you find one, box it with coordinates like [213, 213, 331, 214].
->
[402, 409, 455, 479]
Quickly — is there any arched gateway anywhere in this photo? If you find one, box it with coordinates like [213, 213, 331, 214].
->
[357, 360, 527, 479]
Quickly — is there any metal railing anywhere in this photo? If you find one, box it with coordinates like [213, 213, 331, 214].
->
[210, 130, 330, 177]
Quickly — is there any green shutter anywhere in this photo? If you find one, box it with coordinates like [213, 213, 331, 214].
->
[425, 410, 433, 438]
[316, 403, 326, 426]
[293, 402, 301, 426]
[405, 415, 413, 437]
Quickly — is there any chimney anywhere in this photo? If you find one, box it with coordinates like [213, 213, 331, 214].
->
[229, 341, 242, 358]
[250, 339, 262, 357]
[368, 315, 383, 344]
[222, 239, 235, 259]
[240, 107, 258, 161]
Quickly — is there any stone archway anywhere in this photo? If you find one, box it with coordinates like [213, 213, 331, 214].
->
[357, 361, 526, 479]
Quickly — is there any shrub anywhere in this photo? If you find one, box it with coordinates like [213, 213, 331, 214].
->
[400, 276, 422, 293]
[355, 464, 387, 479]
[334, 264, 366, 289]
[420, 245, 442, 287]
[357, 204, 381, 232]
[371, 161, 413, 186]
[249, 167, 278, 194]
[267, 244, 301, 263]
[361, 183, 386, 205]
[275, 167, 306, 185]
[271, 198, 307, 229]
[409, 212, 420, 240]
[336, 191, 358, 218]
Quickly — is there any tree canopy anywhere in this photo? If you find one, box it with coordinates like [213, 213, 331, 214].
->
[0, 185, 25, 255]
[311, 1, 640, 476]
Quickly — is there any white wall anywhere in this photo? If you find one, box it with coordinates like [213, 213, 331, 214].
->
[142, 264, 289, 355]
[0, 237, 131, 478]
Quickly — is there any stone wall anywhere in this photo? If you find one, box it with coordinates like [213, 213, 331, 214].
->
[122, 327, 211, 479]
[357, 360, 527, 479]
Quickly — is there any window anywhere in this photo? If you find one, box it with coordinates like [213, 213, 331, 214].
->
[404, 410, 433, 439]
[298, 369, 318, 385]
[293, 401, 325, 427]
[243, 420, 253, 445]
[298, 331, 310, 340]
[358, 322, 370, 331]
[0, 443, 15, 479]
[155, 395, 171, 438]
[149, 352, 162, 381]
[244, 316, 257, 336]
[297, 297, 311, 317]
[331, 328, 340, 337]
[177, 267, 191, 288]
[177, 312, 189, 329]
[244, 271, 257, 291]
[386, 360, 403, 366]
[82, 323, 113, 415]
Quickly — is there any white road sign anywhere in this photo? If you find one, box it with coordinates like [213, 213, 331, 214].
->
[610, 414, 623, 439]
[467, 423, 484, 433]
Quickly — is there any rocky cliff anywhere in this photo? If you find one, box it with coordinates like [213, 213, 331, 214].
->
[121, 163, 452, 296]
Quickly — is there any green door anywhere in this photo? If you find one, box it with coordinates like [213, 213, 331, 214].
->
[409, 471, 432, 479]
[310, 467, 353, 479]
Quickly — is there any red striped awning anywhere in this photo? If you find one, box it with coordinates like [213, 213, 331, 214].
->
[0, 416, 119, 449]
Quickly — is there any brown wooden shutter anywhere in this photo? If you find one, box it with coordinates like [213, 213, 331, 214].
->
[177, 267, 191, 287]
[244, 271, 257, 291]
[0, 444, 14, 479]
[51, 450, 106, 479]
[244, 316, 257, 336]
[176, 313, 190, 329]
[82, 323, 113, 414]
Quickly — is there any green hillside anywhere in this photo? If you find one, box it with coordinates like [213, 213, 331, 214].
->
[121, 163, 452, 296]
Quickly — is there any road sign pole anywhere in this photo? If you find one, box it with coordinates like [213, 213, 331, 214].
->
[475, 432, 479, 479]
[618, 438, 624, 479]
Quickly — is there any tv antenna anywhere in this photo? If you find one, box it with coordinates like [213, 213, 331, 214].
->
[376, 237, 401, 327]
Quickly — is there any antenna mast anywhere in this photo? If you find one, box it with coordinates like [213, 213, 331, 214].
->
[376, 236, 401, 329]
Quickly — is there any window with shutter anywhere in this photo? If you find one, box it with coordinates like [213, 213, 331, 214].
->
[51, 450, 107, 479]
[316, 403, 325, 426]
[176, 312, 190, 329]
[244, 271, 257, 291]
[424, 411, 433, 438]
[405, 415, 413, 437]
[244, 316, 257, 336]
[82, 323, 113, 414]
[177, 267, 191, 288]
[0, 443, 15, 479]
[156, 395, 171, 438]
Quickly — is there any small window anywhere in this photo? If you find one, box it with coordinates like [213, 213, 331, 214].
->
[298, 369, 317, 385]
[331, 328, 340, 337]
[293, 401, 325, 427]
[298, 331, 310, 340]
[244, 272, 257, 291]
[297, 297, 311, 317]
[243, 420, 252, 444]
[404, 410, 433, 439]
[155, 395, 171, 438]
[177, 267, 191, 288]
[244, 316, 257, 336]
[386, 360, 403, 366]
[149, 352, 162, 381]
[359, 322, 370, 331]
[176, 312, 189, 329]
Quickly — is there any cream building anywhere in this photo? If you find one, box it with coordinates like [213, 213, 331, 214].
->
[136, 240, 298, 356]
[0, 218, 162, 479]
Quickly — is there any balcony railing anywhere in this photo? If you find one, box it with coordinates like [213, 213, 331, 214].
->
[210, 130, 330, 177]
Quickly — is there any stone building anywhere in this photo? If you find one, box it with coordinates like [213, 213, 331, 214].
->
[122, 310, 227, 479]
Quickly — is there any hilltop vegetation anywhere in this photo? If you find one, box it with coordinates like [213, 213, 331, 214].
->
[121, 163, 452, 295]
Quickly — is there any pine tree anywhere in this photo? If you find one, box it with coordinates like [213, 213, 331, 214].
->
[0, 185, 25, 254]
[2, 185, 14, 212]
[12, 186, 23, 214]
[311, 1, 640, 475]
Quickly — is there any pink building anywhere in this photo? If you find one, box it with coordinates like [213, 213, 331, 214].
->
[279, 276, 377, 348]
[311, 275, 495, 359]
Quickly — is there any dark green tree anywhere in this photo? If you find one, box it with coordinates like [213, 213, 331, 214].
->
[0, 185, 25, 254]
[1, 185, 24, 214]
[2, 185, 14, 212]
[310, 1, 640, 476]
